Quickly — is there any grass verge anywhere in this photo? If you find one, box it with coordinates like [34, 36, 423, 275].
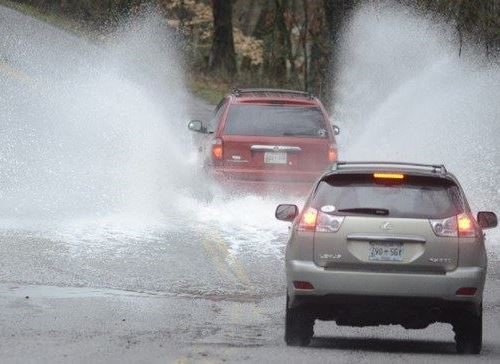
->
[187, 73, 232, 105]
[0, 0, 97, 40]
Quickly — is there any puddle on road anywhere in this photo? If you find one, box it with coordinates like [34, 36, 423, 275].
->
[0, 282, 276, 303]
[0, 283, 162, 299]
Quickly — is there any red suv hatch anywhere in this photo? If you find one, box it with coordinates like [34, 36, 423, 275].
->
[221, 103, 335, 180]
[189, 89, 339, 191]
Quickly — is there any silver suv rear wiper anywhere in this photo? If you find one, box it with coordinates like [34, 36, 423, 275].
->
[337, 207, 389, 216]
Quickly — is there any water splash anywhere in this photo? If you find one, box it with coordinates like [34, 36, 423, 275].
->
[333, 2, 500, 245]
[0, 12, 192, 223]
[0, 9, 290, 259]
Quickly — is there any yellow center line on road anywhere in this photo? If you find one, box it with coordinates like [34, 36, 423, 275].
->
[201, 239, 233, 279]
[200, 233, 264, 361]
[173, 229, 268, 363]
[173, 356, 189, 364]
[0, 59, 32, 84]
[201, 236, 251, 287]
[212, 238, 251, 287]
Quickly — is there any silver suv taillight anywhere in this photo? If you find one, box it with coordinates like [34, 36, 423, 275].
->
[298, 207, 344, 232]
[430, 213, 477, 238]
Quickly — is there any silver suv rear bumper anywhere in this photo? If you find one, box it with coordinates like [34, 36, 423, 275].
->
[287, 260, 485, 304]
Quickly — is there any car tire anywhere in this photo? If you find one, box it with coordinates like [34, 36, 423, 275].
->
[285, 295, 314, 347]
[453, 306, 482, 354]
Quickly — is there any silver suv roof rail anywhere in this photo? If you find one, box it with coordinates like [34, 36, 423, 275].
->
[331, 161, 447, 175]
[231, 88, 313, 99]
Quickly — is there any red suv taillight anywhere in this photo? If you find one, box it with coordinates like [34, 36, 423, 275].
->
[430, 213, 478, 238]
[328, 145, 337, 162]
[212, 138, 223, 161]
[298, 207, 344, 232]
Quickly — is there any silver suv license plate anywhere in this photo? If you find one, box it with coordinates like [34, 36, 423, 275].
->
[369, 242, 404, 261]
[264, 152, 287, 164]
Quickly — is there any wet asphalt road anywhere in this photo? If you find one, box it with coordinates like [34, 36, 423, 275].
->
[1, 4, 500, 363]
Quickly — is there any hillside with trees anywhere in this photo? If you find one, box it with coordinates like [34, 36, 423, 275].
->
[6, 0, 499, 103]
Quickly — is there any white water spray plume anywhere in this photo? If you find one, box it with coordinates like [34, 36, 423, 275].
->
[335, 3, 499, 221]
[1, 13, 192, 224]
[0, 4, 498, 249]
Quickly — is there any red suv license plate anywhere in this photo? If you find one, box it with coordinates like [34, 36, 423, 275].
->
[264, 152, 287, 164]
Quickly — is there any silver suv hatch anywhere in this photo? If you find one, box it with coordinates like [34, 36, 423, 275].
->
[308, 172, 467, 273]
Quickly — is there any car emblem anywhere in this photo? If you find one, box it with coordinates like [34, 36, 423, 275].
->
[380, 222, 393, 230]
[273, 146, 280, 152]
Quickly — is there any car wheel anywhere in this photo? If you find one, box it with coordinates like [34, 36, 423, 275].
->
[453, 306, 482, 354]
[285, 295, 314, 347]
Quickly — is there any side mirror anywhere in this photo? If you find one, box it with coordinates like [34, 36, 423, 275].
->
[477, 211, 497, 229]
[332, 124, 340, 135]
[188, 120, 206, 133]
[275, 204, 298, 222]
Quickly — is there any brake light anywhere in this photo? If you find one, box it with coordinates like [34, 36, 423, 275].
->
[212, 138, 223, 160]
[458, 213, 477, 237]
[293, 281, 314, 290]
[430, 213, 477, 238]
[373, 173, 404, 179]
[298, 207, 317, 231]
[456, 287, 477, 296]
[328, 146, 337, 162]
[298, 207, 344, 232]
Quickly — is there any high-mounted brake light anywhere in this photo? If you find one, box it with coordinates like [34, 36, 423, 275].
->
[328, 146, 337, 162]
[373, 173, 404, 179]
[212, 138, 223, 160]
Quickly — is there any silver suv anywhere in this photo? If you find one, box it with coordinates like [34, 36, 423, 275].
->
[275, 162, 497, 354]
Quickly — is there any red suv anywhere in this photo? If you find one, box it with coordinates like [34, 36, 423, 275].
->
[188, 89, 339, 193]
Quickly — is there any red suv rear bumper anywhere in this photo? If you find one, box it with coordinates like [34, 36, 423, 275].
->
[209, 166, 321, 195]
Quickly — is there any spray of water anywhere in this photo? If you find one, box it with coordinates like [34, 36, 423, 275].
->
[1, 3, 498, 256]
[1, 13, 192, 223]
[334, 2, 500, 246]
[2, 4, 499, 299]
[0, 9, 286, 256]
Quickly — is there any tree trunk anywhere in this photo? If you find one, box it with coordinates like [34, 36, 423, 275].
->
[273, 0, 289, 85]
[209, 0, 237, 77]
[323, 0, 354, 101]
[302, 0, 308, 91]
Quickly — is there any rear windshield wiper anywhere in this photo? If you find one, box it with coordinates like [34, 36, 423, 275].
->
[337, 208, 390, 216]
[283, 131, 317, 136]
[283, 128, 325, 137]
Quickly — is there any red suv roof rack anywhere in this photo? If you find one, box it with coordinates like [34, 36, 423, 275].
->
[231, 88, 314, 99]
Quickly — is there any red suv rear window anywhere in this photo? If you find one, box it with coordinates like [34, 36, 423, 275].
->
[223, 104, 327, 137]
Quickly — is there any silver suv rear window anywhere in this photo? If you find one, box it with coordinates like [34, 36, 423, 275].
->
[223, 105, 326, 137]
[314, 174, 463, 219]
